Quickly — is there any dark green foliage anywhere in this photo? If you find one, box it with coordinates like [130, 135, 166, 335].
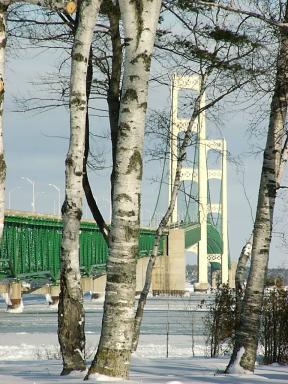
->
[260, 288, 288, 364]
[176, 0, 213, 12]
[209, 27, 260, 48]
[205, 285, 288, 363]
[205, 284, 235, 357]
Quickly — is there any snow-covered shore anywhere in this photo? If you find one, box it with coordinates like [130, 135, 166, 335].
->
[0, 295, 288, 383]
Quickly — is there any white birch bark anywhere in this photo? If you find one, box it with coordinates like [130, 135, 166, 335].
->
[58, 0, 102, 375]
[226, 4, 288, 372]
[85, 0, 162, 379]
[0, 4, 7, 240]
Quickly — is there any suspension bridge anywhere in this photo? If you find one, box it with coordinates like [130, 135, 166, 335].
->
[152, 74, 229, 290]
[0, 75, 232, 310]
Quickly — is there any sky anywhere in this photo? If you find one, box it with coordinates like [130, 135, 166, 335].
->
[3, 42, 288, 269]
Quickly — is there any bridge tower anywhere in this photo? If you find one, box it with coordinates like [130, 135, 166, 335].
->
[168, 74, 228, 289]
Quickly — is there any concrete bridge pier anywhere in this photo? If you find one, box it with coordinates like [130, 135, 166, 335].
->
[47, 285, 60, 306]
[152, 228, 186, 295]
[81, 275, 107, 300]
[7, 282, 23, 312]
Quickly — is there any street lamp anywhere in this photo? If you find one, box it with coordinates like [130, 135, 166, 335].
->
[21, 177, 35, 213]
[49, 184, 61, 217]
[8, 187, 20, 210]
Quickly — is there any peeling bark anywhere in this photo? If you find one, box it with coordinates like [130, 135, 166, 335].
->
[85, 0, 162, 379]
[226, 3, 288, 373]
[234, 235, 252, 327]
[107, 1, 122, 203]
[58, 0, 102, 375]
[0, 4, 7, 240]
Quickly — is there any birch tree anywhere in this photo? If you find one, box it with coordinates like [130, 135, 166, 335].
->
[0, 0, 75, 247]
[226, 2, 288, 373]
[85, 0, 162, 379]
[0, 3, 7, 240]
[57, 0, 103, 375]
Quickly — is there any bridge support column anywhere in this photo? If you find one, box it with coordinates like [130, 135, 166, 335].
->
[211, 269, 221, 289]
[7, 282, 23, 312]
[194, 111, 210, 292]
[49, 285, 60, 306]
[229, 261, 237, 289]
[136, 257, 150, 295]
[91, 275, 106, 300]
[151, 254, 169, 294]
[167, 228, 185, 294]
[221, 140, 229, 284]
[0, 283, 7, 295]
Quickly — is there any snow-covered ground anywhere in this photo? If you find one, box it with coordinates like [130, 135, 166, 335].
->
[0, 294, 288, 383]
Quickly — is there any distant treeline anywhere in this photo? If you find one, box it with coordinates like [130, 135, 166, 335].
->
[186, 265, 288, 286]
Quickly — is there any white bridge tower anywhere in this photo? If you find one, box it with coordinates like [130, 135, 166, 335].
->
[168, 75, 229, 289]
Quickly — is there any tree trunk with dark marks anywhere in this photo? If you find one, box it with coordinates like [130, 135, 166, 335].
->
[234, 235, 252, 327]
[85, 0, 162, 379]
[107, 0, 122, 203]
[226, 4, 288, 373]
[0, 5, 7, 239]
[58, 0, 103, 375]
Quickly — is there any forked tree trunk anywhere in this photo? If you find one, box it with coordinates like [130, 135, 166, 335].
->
[85, 0, 161, 379]
[0, 5, 7, 239]
[226, 7, 288, 373]
[58, 0, 102, 375]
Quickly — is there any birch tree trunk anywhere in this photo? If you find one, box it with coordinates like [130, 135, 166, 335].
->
[85, 0, 161, 379]
[234, 235, 252, 328]
[58, 0, 102, 375]
[107, 1, 122, 203]
[0, 4, 7, 240]
[226, 6, 288, 372]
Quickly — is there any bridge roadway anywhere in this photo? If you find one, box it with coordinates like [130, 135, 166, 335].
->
[0, 210, 223, 282]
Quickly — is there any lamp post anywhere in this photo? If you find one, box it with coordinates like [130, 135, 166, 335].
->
[21, 177, 35, 213]
[8, 187, 20, 210]
[49, 184, 61, 217]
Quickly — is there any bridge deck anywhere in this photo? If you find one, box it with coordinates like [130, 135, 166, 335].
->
[0, 212, 223, 281]
[0, 212, 166, 281]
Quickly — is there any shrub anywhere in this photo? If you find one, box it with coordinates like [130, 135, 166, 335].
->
[205, 284, 235, 357]
[260, 288, 288, 364]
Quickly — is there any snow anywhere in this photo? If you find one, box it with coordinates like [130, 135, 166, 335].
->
[227, 347, 251, 375]
[0, 296, 288, 383]
[89, 372, 123, 381]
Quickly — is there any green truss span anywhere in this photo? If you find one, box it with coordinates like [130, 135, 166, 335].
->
[0, 214, 223, 281]
[183, 222, 223, 253]
[0, 214, 166, 281]
[183, 222, 223, 272]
